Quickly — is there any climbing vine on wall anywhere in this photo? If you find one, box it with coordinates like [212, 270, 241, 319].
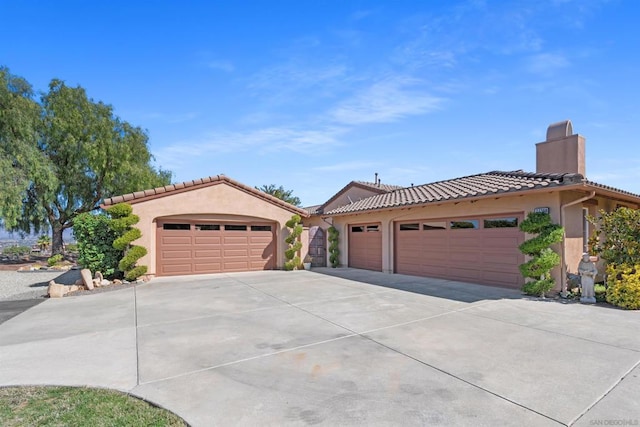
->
[518, 211, 564, 297]
[328, 226, 340, 268]
[107, 203, 148, 281]
[284, 214, 303, 270]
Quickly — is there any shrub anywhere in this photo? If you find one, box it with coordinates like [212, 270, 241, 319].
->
[73, 213, 121, 277]
[65, 243, 79, 253]
[47, 254, 63, 266]
[284, 214, 302, 270]
[594, 284, 607, 303]
[328, 226, 340, 268]
[589, 207, 640, 266]
[518, 212, 563, 297]
[606, 264, 640, 310]
[2, 245, 30, 256]
[107, 203, 148, 281]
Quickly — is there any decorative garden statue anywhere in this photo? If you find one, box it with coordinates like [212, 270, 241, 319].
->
[578, 253, 597, 304]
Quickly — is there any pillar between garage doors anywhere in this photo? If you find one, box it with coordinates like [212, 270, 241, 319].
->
[381, 218, 394, 274]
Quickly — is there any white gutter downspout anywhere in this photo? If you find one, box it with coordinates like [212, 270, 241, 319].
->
[560, 191, 596, 297]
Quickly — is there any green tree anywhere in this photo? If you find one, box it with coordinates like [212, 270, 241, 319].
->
[256, 184, 301, 207]
[0, 67, 54, 231]
[0, 69, 171, 255]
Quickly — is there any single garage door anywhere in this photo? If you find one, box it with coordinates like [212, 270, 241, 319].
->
[348, 223, 382, 271]
[394, 214, 525, 288]
[157, 221, 276, 276]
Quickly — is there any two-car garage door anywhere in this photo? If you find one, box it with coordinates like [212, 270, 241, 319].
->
[157, 221, 276, 276]
[394, 214, 525, 288]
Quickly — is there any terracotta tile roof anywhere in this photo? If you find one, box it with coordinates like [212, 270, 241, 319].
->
[102, 174, 309, 217]
[324, 170, 592, 215]
[313, 180, 402, 215]
[353, 181, 404, 192]
[583, 179, 640, 199]
[304, 204, 323, 215]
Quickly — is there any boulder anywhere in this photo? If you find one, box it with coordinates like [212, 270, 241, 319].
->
[81, 268, 94, 290]
[113, 279, 123, 285]
[68, 285, 80, 293]
[94, 271, 104, 282]
[48, 281, 68, 298]
[93, 278, 101, 287]
[74, 279, 84, 286]
[100, 279, 111, 287]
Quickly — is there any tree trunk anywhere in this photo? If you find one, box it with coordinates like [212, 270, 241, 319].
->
[51, 223, 65, 256]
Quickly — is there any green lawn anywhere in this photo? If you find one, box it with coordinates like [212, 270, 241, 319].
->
[0, 386, 187, 426]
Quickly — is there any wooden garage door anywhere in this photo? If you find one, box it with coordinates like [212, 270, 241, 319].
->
[157, 221, 276, 276]
[394, 215, 525, 288]
[348, 223, 382, 271]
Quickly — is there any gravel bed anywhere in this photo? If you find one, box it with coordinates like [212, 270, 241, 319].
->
[0, 269, 81, 301]
[0, 269, 145, 301]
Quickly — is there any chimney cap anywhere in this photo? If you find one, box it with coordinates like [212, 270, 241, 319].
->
[546, 120, 573, 141]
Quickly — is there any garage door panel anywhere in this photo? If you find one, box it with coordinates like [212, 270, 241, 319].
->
[224, 236, 249, 245]
[449, 250, 482, 263]
[194, 236, 222, 245]
[250, 248, 271, 257]
[420, 248, 449, 260]
[224, 249, 250, 257]
[162, 264, 193, 274]
[161, 236, 192, 245]
[483, 253, 521, 265]
[482, 236, 521, 247]
[449, 236, 482, 248]
[395, 215, 524, 288]
[160, 250, 192, 260]
[157, 221, 276, 276]
[483, 271, 521, 286]
[194, 249, 222, 258]
[224, 261, 251, 271]
[422, 266, 450, 278]
[194, 262, 222, 272]
[396, 264, 424, 274]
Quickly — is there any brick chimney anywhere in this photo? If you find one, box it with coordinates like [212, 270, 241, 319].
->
[536, 120, 585, 176]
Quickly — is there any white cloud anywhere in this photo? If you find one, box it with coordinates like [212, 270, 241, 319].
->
[156, 125, 347, 165]
[248, 63, 348, 93]
[330, 76, 443, 125]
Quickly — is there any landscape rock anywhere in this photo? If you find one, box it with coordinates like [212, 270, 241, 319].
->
[48, 281, 68, 298]
[81, 268, 94, 290]
[93, 278, 101, 287]
[68, 285, 80, 293]
[113, 279, 123, 285]
[74, 279, 84, 286]
[94, 271, 103, 282]
[100, 279, 111, 287]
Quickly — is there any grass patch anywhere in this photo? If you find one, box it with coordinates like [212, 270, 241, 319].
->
[0, 386, 187, 427]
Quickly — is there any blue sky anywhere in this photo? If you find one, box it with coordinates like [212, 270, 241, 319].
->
[2, 0, 639, 207]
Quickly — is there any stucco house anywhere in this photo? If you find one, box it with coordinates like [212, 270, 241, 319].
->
[103, 120, 640, 294]
[102, 175, 309, 276]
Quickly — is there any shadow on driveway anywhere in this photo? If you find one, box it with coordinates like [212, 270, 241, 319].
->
[0, 299, 46, 325]
[311, 267, 524, 304]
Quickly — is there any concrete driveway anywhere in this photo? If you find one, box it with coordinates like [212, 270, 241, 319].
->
[1, 269, 638, 426]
